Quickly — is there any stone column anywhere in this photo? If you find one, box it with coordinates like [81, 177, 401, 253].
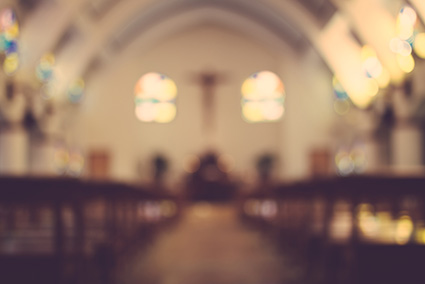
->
[0, 82, 28, 175]
[349, 108, 382, 174]
[29, 136, 58, 175]
[391, 123, 422, 169]
[0, 125, 28, 174]
[390, 86, 423, 172]
[29, 102, 63, 176]
[357, 110, 382, 173]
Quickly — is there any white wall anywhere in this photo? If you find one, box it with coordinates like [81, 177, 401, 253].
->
[279, 49, 335, 181]
[69, 24, 334, 184]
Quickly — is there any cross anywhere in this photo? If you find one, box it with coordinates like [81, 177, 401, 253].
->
[191, 70, 227, 135]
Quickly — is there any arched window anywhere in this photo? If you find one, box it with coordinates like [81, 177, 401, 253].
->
[241, 71, 285, 123]
[134, 72, 177, 123]
[0, 8, 20, 75]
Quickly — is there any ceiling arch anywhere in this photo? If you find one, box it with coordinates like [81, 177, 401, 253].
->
[18, 0, 317, 96]
[6, 0, 424, 108]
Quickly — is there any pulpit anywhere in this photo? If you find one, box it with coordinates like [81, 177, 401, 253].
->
[185, 152, 237, 201]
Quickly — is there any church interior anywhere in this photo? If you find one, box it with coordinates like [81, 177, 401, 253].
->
[2, 0, 425, 283]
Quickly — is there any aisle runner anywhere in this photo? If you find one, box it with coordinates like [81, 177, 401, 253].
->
[117, 203, 298, 284]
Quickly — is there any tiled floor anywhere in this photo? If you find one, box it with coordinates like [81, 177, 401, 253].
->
[116, 202, 301, 284]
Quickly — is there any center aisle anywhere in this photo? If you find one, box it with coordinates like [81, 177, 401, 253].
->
[116, 202, 301, 284]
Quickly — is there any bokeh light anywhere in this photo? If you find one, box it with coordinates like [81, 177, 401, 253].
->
[361, 45, 384, 79]
[375, 68, 390, 88]
[36, 53, 55, 83]
[67, 148, 85, 176]
[413, 33, 425, 58]
[68, 78, 85, 103]
[332, 77, 353, 115]
[395, 214, 413, 245]
[54, 145, 70, 174]
[134, 72, 177, 123]
[390, 5, 421, 74]
[329, 201, 353, 242]
[332, 77, 349, 100]
[335, 144, 367, 176]
[0, 8, 20, 76]
[3, 52, 19, 75]
[333, 99, 350, 115]
[260, 200, 278, 219]
[357, 203, 378, 239]
[397, 5, 417, 40]
[397, 54, 415, 73]
[241, 71, 285, 123]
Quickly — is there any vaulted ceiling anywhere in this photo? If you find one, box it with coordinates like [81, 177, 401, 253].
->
[5, 0, 425, 108]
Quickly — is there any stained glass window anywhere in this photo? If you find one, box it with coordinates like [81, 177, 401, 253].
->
[241, 71, 285, 123]
[0, 8, 20, 75]
[134, 72, 177, 123]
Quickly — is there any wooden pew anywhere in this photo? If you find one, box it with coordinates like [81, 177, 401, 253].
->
[0, 177, 180, 284]
[240, 176, 425, 284]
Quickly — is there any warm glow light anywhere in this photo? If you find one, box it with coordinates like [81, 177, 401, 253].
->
[260, 200, 278, 219]
[54, 145, 70, 174]
[396, 5, 417, 41]
[399, 5, 417, 27]
[351, 147, 367, 172]
[365, 78, 379, 97]
[349, 93, 372, 109]
[255, 71, 281, 96]
[376, 69, 390, 88]
[396, 18, 414, 40]
[0, 8, 19, 75]
[241, 71, 285, 122]
[134, 72, 177, 123]
[363, 57, 383, 78]
[242, 101, 263, 122]
[357, 204, 378, 239]
[155, 103, 176, 123]
[397, 54, 415, 73]
[68, 148, 85, 176]
[336, 155, 354, 176]
[335, 145, 366, 175]
[414, 33, 425, 58]
[3, 52, 19, 75]
[396, 215, 413, 245]
[360, 45, 377, 61]
[4, 22, 18, 40]
[241, 78, 256, 99]
[330, 201, 353, 242]
[135, 103, 155, 122]
[332, 75, 378, 109]
[399, 40, 412, 57]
